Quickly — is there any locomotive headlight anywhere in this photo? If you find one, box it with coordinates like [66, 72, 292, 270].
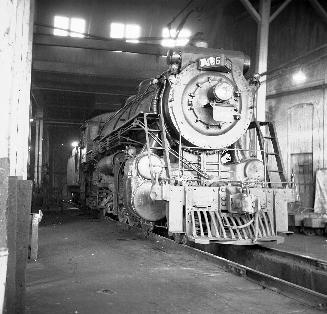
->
[213, 82, 234, 101]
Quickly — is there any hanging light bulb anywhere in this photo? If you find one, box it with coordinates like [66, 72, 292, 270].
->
[292, 70, 306, 84]
[71, 141, 79, 148]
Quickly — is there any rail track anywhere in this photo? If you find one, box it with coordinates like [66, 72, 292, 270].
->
[107, 217, 327, 311]
[189, 240, 327, 295]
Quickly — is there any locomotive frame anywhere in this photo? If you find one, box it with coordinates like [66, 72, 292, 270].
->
[68, 47, 296, 245]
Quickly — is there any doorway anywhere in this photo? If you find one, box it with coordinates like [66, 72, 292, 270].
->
[287, 103, 314, 208]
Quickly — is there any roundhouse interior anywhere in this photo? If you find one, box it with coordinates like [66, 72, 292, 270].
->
[1, 0, 327, 313]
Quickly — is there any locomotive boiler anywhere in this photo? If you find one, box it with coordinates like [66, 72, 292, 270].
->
[68, 47, 296, 245]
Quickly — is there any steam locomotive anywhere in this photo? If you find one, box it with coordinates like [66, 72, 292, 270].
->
[67, 47, 296, 245]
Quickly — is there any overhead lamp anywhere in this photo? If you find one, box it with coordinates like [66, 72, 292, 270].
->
[71, 141, 79, 148]
[292, 70, 306, 84]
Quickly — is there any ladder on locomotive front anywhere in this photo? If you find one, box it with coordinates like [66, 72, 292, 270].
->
[250, 121, 287, 187]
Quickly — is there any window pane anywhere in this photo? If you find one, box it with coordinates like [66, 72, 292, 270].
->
[54, 16, 69, 36]
[110, 23, 125, 38]
[126, 24, 141, 43]
[161, 27, 190, 47]
[176, 28, 191, 46]
[70, 18, 85, 38]
[161, 27, 176, 47]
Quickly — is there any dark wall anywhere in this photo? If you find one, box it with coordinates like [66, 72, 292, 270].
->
[213, 0, 327, 71]
[269, 0, 327, 69]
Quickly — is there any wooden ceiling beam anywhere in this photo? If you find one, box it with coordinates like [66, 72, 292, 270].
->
[239, 0, 261, 23]
[238, 0, 296, 121]
[270, 0, 293, 23]
[32, 85, 132, 97]
[308, 0, 327, 23]
[33, 33, 167, 56]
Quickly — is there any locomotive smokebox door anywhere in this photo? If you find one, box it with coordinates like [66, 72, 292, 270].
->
[211, 106, 235, 123]
[164, 55, 254, 149]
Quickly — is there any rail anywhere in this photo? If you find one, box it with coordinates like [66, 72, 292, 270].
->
[108, 217, 327, 311]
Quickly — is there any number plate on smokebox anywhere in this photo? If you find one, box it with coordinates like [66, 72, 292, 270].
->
[197, 55, 232, 72]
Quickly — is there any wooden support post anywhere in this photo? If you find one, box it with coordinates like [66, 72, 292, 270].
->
[0, 159, 9, 314]
[255, 0, 271, 121]
[5, 178, 33, 314]
[240, 0, 294, 121]
[5, 177, 18, 314]
[34, 118, 40, 188]
[0, 249, 8, 314]
[15, 180, 33, 314]
[323, 68, 327, 168]
[8, 0, 35, 179]
[38, 115, 44, 188]
[0, 0, 34, 313]
[34, 107, 44, 188]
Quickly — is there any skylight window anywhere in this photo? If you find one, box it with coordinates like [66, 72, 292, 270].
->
[54, 16, 69, 36]
[53, 15, 85, 38]
[110, 23, 141, 43]
[110, 23, 125, 38]
[161, 27, 191, 47]
[125, 24, 141, 43]
[70, 18, 85, 38]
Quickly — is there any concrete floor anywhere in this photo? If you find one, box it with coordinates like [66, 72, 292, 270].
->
[26, 210, 322, 314]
